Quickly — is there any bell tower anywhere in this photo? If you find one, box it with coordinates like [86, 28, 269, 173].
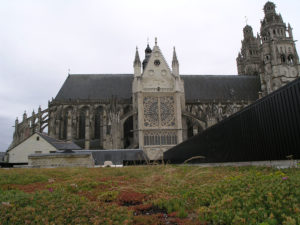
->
[132, 38, 185, 160]
[260, 1, 300, 95]
[237, 25, 261, 76]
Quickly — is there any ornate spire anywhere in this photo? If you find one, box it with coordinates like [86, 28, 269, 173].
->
[172, 47, 179, 76]
[133, 47, 141, 67]
[23, 111, 27, 121]
[142, 44, 152, 71]
[172, 47, 179, 67]
[288, 23, 293, 38]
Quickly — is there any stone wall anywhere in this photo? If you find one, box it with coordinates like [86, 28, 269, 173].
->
[28, 152, 95, 168]
[48, 99, 133, 150]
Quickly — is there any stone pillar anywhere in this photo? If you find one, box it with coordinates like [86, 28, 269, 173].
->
[99, 111, 103, 148]
[76, 110, 80, 139]
[55, 117, 60, 139]
[111, 116, 122, 149]
[71, 108, 77, 139]
[67, 110, 72, 140]
[182, 116, 188, 141]
[175, 92, 183, 144]
[85, 110, 90, 149]
[90, 108, 95, 139]
[48, 111, 53, 136]
[31, 111, 36, 134]
[102, 110, 106, 148]
[37, 106, 42, 132]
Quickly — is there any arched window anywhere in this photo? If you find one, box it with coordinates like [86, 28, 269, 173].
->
[94, 107, 103, 139]
[79, 107, 88, 139]
[281, 54, 286, 63]
[62, 110, 68, 139]
[287, 55, 294, 65]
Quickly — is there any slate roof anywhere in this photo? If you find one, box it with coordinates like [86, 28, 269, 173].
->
[55, 74, 133, 101]
[38, 133, 82, 150]
[182, 75, 261, 101]
[55, 74, 261, 102]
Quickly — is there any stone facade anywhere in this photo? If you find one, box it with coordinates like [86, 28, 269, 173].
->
[132, 41, 185, 159]
[9, 2, 299, 161]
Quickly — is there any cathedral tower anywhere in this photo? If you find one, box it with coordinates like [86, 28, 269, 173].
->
[260, 1, 300, 95]
[132, 39, 185, 160]
[237, 25, 261, 76]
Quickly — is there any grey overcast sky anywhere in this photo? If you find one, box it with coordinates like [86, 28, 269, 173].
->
[0, 0, 299, 151]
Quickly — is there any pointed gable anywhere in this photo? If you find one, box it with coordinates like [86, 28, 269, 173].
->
[141, 44, 175, 90]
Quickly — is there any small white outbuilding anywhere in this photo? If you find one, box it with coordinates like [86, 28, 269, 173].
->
[6, 132, 81, 164]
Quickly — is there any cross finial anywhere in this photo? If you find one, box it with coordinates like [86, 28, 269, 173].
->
[245, 16, 248, 25]
[155, 37, 157, 46]
[147, 37, 149, 45]
[68, 68, 71, 74]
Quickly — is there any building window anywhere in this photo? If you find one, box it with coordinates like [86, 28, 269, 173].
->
[155, 135, 160, 145]
[150, 135, 154, 145]
[106, 125, 111, 135]
[281, 54, 286, 63]
[36, 136, 40, 141]
[144, 131, 177, 146]
[166, 135, 171, 145]
[144, 135, 149, 146]
[161, 136, 166, 145]
[94, 107, 103, 139]
[79, 108, 88, 139]
[287, 55, 294, 65]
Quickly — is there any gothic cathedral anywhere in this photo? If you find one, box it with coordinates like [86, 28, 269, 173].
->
[9, 2, 300, 160]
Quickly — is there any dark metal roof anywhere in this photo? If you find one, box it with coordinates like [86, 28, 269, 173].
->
[55, 74, 261, 102]
[38, 133, 82, 150]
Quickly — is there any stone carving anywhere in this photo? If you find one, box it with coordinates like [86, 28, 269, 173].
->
[160, 96, 175, 127]
[143, 97, 159, 127]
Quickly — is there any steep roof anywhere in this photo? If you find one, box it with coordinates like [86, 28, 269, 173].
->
[55, 74, 133, 101]
[55, 74, 261, 102]
[182, 75, 261, 101]
[7, 132, 81, 152]
[38, 133, 81, 150]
